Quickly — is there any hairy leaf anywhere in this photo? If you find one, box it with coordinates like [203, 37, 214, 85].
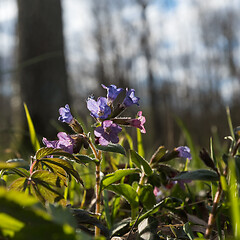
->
[40, 158, 84, 185]
[35, 147, 79, 162]
[107, 183, 139, 209]
[173, 170, 219, 181]
[44, 162, 68, 185]
[96, 143, 126, 156]
[139, 184, 156, 210]
[9, 177, 29, 192]
[150, 146, 167, 166]
[130, 150, 152, 176]
[30, 180, 65, 205]
[100, 168, 140, 192]
[31, 170, 64, 188]
[74, 154, 96, 164]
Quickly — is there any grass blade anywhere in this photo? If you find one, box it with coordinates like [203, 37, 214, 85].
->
[24, 103, 40, 151]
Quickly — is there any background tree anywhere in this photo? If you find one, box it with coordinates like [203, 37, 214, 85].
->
[17, 0, 70, 149]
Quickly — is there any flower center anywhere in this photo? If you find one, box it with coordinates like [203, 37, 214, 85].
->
[105, 127, 111, 134]
[98, 109, 104, 117]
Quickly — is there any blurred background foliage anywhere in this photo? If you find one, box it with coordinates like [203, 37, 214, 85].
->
[0, 0, 240, 160]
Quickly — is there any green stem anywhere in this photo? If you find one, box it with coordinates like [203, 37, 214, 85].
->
[85, 135, 102, 237]
[95, 161, 101, 237]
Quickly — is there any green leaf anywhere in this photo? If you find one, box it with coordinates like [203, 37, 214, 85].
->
[35, 147, 79, 162]
[41, 158, 84, 185]
[74, 154, 96, 164]
[111, 217, 131, 237]
[47, 204, 77, 229]
[228, 158, 240, 238]
[6, 158, 29, 167]
[30, 179, 65, 205]
[154, 149, 179, 163]
[0, 213, 24, 232]
[43, 162, 68, 185]
[130, 150, 152, 176]
[0, 186, 38, 207]
[10, 168, 30, 178]
[9, 177, 29, 192]
[173, 170, 219, 182]
[107, 184, 139, 219]
[137, 128, 145, 158]
[150, 146, 167, 165]
[0, 188, 75, 240]
[134, 199, 166, 226]
[72, 208, 109, 238]
[31, 170, 64, 188]
[0, 161, 28, 170]
[139, 184, 156, 210]
[24, 103, 40, 151]
[100, 168, 140, 192]
[138, 217, 159, 240]
[96, 143, 126, 156]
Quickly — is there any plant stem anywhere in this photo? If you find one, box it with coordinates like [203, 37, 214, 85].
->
[85, 135, 102, 237]
[205, 167, 227, 239]
[136, 172, 145, 195]
[95, 161, 101, 237]
[205, 183, 222, 239]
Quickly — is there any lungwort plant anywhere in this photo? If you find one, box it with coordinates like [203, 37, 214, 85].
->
[1, 85, 240, 239]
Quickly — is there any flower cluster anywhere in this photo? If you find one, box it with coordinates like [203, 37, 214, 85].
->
[86, 84, 145, 145]
[42, 84, 146, 152]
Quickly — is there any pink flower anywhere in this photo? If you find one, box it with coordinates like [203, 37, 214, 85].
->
[153, 187, 164, 202]
[128, 111, 146, 133]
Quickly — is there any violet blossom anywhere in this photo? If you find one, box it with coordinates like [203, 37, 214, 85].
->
[176, 146, 192, 160]
[122, 88, 140, 107]
[101, 84, 123, 104]
[87, 97, 111, 119]
[58, 104, 74, 124]
[94, 120, 122, 146]
[42, 132, 74, 154]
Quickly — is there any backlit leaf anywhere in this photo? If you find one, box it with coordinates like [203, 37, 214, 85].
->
[31, 170, 64, 188]
[150, 146, 167, 166]
[107, 183, 139, 209]
[96, 143, 126, 156]
[41, 158, 84, 185]
[130, 150, 152, 176]
[100, 168, 140, 192]
[9, 177, 29, 192]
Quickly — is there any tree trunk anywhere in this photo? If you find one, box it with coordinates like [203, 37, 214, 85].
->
[138, 1, 161, 143]
[17, 0, 70, 143]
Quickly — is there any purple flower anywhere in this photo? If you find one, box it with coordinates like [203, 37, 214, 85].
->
[42, 138, 59, 149]
[94, 120, 122, 146]
[58, 104, 74, 124]
[176, 146, 192, 160]
[101, 84, 123, 104]
[42, 132, 74, 154]
[87, 97, 111, 119]
[122, 88, 140, 107]
[127, 111, 146, 133]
